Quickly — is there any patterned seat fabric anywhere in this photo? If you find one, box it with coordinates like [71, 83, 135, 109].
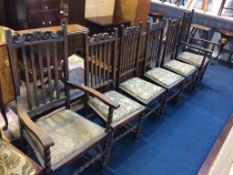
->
[177, 51, 209, 67]
[0, 141, 41, 175]
[33, 110, 106, 167]
[119, 77, 165, 104]
[164, 60, 197, 77]
[145, 68, 184, 89]
[68, 54, 84, 71]
[88, 90, 145, 127]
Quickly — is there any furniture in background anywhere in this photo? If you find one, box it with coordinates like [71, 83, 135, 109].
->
[67, 0, 151, 32]
[0, 0, 6, 26]
[151, 2, 233, 31]
[149, 11, 165, 23]
[0, 26, 15, 130]
[189, 23, 213, 48]
[85, 16, 130, 34]
[5, 0, 61, 30]
[217, 29, 233, 63]
[67, 0, 86, 25]
[114, 0, 151, 31]
[0, 128, 42, 174]
[218, 0, 233, 16]
[68, 0, 118, 25]
[160, 0, 186, 6]
[6, 24, 114, 174]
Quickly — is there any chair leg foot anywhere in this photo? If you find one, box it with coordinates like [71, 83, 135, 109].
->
[102, 130, 114, 170]
[135, 115, 144, 141]
[158, 93, 168, 119]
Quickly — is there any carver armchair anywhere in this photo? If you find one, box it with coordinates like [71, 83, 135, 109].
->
[6, 24, 119, 174]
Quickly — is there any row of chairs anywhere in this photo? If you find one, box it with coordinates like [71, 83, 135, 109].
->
[4, 10, 215, 175]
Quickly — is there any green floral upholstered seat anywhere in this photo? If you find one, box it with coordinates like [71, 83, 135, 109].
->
[33, 110, 106, 168]
[177, 52, 209, 68]
[163, 60, 197, 77]
[144, 68, 185, 89]
[88, 90, 145, 127]
[119, 77, 165, 104]
[0, 140, 41, 175]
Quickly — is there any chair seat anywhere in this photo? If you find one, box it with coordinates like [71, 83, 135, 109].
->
[144, 67, 184, 89]
[177, 52, 209, 67]
[119, 77, 165, 104]
[69, 54, 84, 71]
[164, 60, 197, 77]
[88, 90, 145, 127]
[0, 140, 41, 175]
[35, 110, 106, 168]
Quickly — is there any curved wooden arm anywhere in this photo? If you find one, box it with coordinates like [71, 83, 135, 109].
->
[180, 41, 213, 54]
[66, 81, 120, 109]
[16, 97, 54, 148]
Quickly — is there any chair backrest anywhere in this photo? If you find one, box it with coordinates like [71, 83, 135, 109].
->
[118, 24, 142, 84]
[6, 25, 69, 117]
[179, 10, 194, 43]
[84, 30, 118, 91]
[161, 19, 181, 66]
[144, 21, 164, 73]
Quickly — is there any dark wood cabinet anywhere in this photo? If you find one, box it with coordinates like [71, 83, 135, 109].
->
[0, 0, 6, 25]
[5, 0, 61, 30]
[68, 0, 86, 25]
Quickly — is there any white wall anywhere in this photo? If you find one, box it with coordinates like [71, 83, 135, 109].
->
[85, 0, 116, 18]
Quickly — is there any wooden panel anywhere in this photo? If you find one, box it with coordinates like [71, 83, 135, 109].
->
[135, 0, 151, 27]
[114, 0, 139, 24]
[85, 0, 116, 18]
[68, 0, 86, 24]
[0, 0, 6, 25]
[0, 46, 14, 105]
[5, 0, 61, 30]
[114, 0, 151, 31]
[26, 0, 60, 12]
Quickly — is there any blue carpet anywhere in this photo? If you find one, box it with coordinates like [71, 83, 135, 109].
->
[57, 62, 233, 175]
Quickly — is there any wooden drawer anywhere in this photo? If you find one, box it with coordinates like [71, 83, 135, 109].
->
[28, 12, 46, 28]
[45, 11, 61, 26]
[28, 10, 60, 28]
[26, 0, 60, 12]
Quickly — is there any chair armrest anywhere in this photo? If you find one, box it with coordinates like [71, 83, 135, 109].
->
[180, 41, 213, 54]
[66, 81, 120, 109]
[16, 97, 54, 148]
[189, 37, 219, 46]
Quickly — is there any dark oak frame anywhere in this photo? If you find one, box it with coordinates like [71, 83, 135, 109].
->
[117, 23, 166, 119]
[5, 25, 119, 174]
[161, 18, 199, 92]
[83, 28, 145, 156]
[142, 21, 185, 114]
[175, 10, 217, 84]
